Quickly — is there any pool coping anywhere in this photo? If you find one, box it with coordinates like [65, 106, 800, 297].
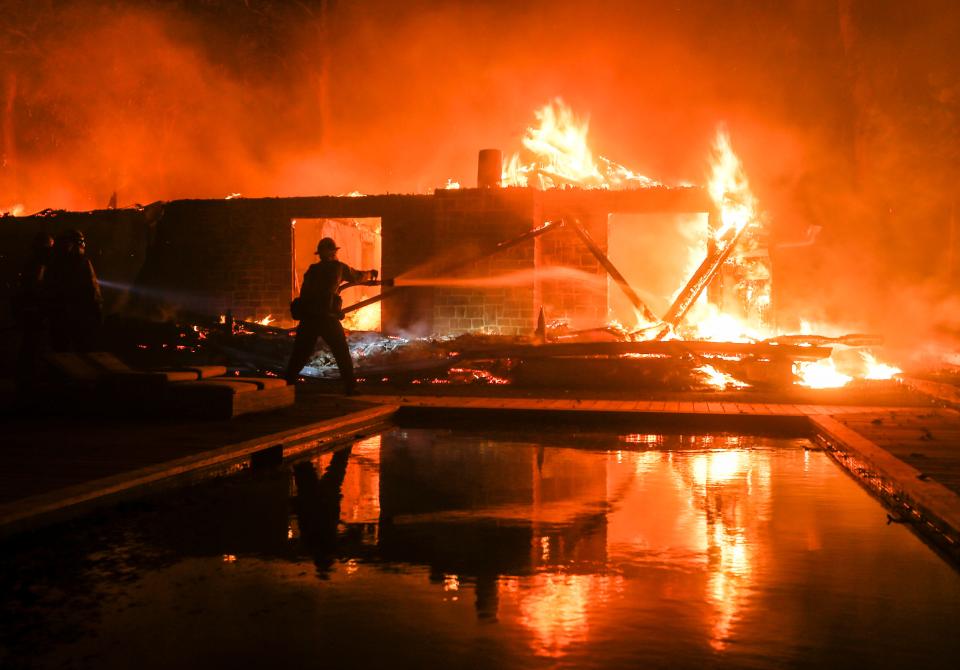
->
[0, 404, 398, 538]
[811, 415, 960, 562]
[6, 395, 960, 566]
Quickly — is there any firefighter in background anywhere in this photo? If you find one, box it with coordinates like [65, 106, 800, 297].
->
[46, 229, 103, 352]
[285, 236, 377, 393]
[14, 232, 54, 390]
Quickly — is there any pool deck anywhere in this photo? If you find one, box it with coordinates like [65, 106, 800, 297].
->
[3, 379, 960, 561]
[0, 387, 397, 536]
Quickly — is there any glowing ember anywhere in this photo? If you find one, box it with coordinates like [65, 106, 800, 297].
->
[343, 302, 381, 331]
[696, 364, 750, 390]
[501, 99, 659, 189]
[863, 352, 902, 380]
[793, 359, 853, 389]
[447, 367, 511, 384]
[684, 305, 760, 343]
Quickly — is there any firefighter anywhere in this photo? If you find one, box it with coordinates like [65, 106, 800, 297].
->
[46, 229, 103, 352]
[284, 236, 377, 393]
[13, 232, 54, 390]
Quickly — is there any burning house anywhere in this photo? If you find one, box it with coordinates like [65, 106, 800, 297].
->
[0, 99, 895, 390]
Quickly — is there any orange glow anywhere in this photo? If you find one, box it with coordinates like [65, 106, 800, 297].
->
[793, 358, 853, 389]
[794, 349, 901, 388]
[708, 129, 757, 241]
[255, 314, 274, 326]
[501, 99, 658, 189]
[684, 305, 762, 343]
[696, 364, 749, 390]
[514, 574, 619, 658]
[862, 351, 902, 380]
[682, 448, 769, 651]
[342, 302, 381, 331]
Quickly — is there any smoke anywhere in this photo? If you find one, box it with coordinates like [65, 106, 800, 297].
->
[2, 0, 959, 352]
[396, 267, 607, 290]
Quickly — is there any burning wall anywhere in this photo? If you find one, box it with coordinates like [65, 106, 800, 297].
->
[0, 184, 711, 337]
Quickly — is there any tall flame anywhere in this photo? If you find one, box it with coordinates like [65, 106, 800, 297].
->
[708, 130, 756, 241]
[501, 102, 901, 390]
[502, 99, 659, 189]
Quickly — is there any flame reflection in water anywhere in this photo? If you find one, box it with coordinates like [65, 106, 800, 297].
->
[324, 432, 776, 658]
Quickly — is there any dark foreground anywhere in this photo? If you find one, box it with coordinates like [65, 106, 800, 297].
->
[2, 425, 958, 669]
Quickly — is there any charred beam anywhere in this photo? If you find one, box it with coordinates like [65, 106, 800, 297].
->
[658, 222, 751, 336]
[567, 218, 659, 323]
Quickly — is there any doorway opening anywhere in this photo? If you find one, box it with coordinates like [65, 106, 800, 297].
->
[292, 217, 382, 331]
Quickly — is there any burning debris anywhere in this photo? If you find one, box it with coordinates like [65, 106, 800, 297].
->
[6, 99, 903, 395]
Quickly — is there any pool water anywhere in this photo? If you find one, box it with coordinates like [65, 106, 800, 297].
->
[2, 426, 959, 669]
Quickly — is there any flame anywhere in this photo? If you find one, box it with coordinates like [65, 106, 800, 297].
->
[342, 302, 381, 331]
[256, 314, 274, 326]
[862, 352, 902, 380]
[794, 349, 901, 388]
[683, 304, 761, 342]
[443, 179, 461, 190]
[793, 359, 852, 389]
[503, 103, 905, 389]
[696, 364, 750, 390]
[501, 99, 658, 189]
[2, 203, 26, 216]
[708, 129, 756, 240]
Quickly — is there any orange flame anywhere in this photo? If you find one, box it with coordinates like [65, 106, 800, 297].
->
[504, 102, 902, 389]
[793, 359, 853, 389]
[343, 302, 381, 331]
[502, 99, 659, 189]
[708, 129, 756, 240]
[697, 364, 750, 390]
[793, 351, 901, 388]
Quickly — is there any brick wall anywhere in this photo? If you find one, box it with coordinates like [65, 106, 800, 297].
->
[431, 189, 537, 336]
[135, 200, 294, 320]
[0, 189, 710, 336]
[537, 212, 609, 328]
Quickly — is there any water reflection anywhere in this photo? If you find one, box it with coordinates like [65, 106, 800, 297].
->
[6, 427, 960, 669]
[288, 431, 778, 657]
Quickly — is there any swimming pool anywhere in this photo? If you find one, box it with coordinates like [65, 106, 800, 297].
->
[2, 425, 958, 669]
